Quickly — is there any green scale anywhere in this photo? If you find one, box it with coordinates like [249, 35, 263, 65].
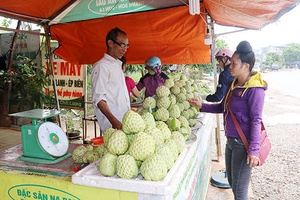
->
[9, 109, 71, 164]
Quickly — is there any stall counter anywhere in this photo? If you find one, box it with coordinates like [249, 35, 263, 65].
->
[0, 113, 213, 200]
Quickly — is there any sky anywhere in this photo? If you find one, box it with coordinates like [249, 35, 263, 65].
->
[214, 4, 300, 50]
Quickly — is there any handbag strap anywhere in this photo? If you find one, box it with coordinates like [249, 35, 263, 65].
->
[227, 91, 266, 151]
[229, 108, 250, 150]
[227, 90, 250, 150]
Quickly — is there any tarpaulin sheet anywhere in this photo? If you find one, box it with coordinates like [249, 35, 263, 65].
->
[50, 6, 211, 65]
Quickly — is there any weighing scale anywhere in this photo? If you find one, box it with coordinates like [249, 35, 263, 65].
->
[211, 170, 231, 189]
[9, 109, 71, 164]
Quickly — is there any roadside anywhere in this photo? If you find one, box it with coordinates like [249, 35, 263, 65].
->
[250, 70, 300, 199]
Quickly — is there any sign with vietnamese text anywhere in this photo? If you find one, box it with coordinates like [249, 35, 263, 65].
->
[43, 43, 86, 109]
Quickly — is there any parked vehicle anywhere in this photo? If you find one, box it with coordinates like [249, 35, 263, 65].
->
[272, 63, 279, 71]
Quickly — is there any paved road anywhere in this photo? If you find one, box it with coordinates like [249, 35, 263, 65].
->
[262, 69, 300, 99]
[251, 69, 300, 200]
[262, 69, 300, 124]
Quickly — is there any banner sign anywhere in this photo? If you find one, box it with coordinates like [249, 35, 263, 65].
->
[59, 0, 155, 23]
[0, 32, 41, 67]
[43, 42, 86, 109]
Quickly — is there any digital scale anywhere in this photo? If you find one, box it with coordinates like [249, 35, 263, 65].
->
[9, 109, 71, 164]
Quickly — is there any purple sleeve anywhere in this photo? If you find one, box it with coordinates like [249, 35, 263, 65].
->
[247, 88, 265, 156]
[136, 78, 144, 91]
[201, 102, 223, 114]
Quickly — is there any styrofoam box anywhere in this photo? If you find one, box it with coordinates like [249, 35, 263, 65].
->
[72, 116, 207, 197]
[72, 144, 191, 196]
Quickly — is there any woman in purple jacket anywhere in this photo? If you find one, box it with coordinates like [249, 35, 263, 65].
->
[189, 41, 268, 200]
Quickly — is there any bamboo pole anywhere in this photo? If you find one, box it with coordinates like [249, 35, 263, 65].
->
[211, 21, 222, 161]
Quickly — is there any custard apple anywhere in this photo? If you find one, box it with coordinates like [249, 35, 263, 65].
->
[165, 138, 178, 161]
[186, 93, 194, 100]
[180, 74, 188, 82]
[140, 154, 168, 181]
[182, 110, 190, 119]
[154, 107, 169, 121]
[155, 144, 174, 170]
[182, 101, 190, 110]
[176, 102, 185, 112]
[103, 128, 117, 147]
[83, 150, 100, 163]
[94, 144, 107, 157]
[116, 155, 138, 179]
[168, 104, 180, 118]
[129, 132, 156, 161]
[122, 110, 145, 134]
[144, 126, 165, 146]
[156, 85, 170, 98]
[156, 121, 171, 140]
[185, 84, 193, 93]
[176, 93, 186, 103]
[169, 94, 177, 106]
[106, 130, 128, 155]
[156, 96, 171, 109]
[141, 112, 156, 127]
[142, 97, 156, 110]
[72, 145, 87, 164]
[180, 87, 187, 95]
[98, 152, 117, 177]
[178, 116, 189, 128]
[164, 78, 174, 88]
[171, 131, 186, 154]
[170, 85, 180, 95]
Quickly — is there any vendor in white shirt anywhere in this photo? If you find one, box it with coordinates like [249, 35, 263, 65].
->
[91, 27, 130, 132]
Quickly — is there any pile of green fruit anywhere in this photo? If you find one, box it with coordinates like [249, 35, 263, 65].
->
[72, 74, 202, 181]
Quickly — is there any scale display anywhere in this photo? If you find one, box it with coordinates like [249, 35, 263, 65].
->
[38, 122, 69, 157]
[9, 109, 71, 164]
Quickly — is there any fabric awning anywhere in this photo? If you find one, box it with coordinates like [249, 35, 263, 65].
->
[0, 0, 298, 64]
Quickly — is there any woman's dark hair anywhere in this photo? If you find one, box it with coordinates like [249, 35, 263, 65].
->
[105, 27, 126, 48]
[234, 40, 255, 71]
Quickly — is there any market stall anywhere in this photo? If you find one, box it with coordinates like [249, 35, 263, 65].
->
[0, 112, 213, 200]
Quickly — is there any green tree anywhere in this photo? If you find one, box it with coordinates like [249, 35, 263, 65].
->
[282, 43, 300, 63]
[1, 18, 12, 28]
[265, 52, 281, 66]
[216, 38, 229, 51]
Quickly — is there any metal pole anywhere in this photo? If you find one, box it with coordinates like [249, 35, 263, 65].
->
[43, 25, 61, 126]
[83, 65, 88, 141]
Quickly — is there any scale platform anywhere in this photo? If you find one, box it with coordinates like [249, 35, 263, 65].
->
[9, 109, 71, 164]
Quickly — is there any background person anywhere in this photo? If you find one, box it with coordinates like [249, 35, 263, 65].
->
[119, 56, 140, 98]
[92, 27, 130, 132]
[136, 56, 169, 98]
[205, 49, 235, 102]
[189, 40, 268, 199]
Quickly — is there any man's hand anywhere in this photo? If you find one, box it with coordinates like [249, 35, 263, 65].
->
[111, 118, 122, 130]
[98, 100, 122, 130]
